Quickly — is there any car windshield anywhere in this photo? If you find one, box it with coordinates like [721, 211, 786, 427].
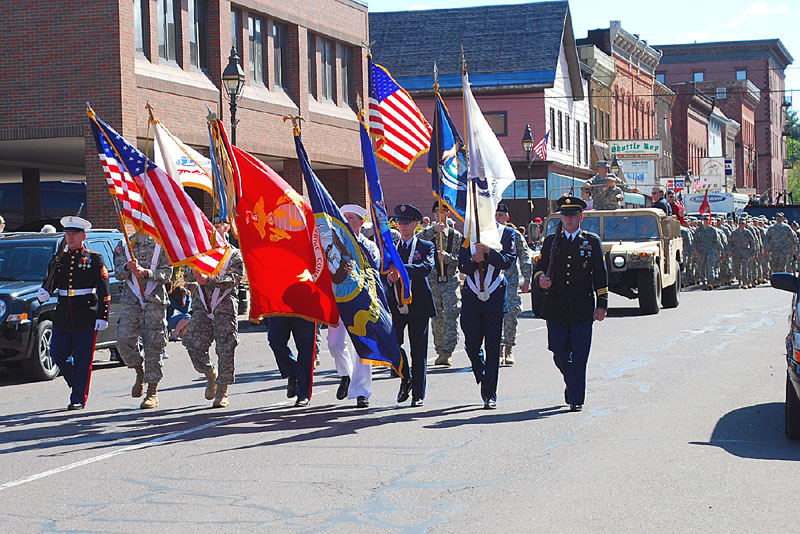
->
[0, 240, 57, 281]
[604, 215, 659, 241]
[546, 216, 600, 236]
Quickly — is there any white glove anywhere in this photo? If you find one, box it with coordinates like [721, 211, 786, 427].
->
[94, 319, 108, 331]
[37, 288, 51, 303]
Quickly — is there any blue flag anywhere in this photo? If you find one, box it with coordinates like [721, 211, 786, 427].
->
[359, 118, 412, 306]
[294, 131, 404, 377]
[428, 92, 467, 222]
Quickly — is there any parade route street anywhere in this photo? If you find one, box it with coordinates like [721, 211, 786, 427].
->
[1, 285, 799, 532]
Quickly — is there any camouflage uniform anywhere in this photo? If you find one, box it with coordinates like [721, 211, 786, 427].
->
[417, 222, 463, 363]
[714, 222, 731, 285]
[694, 223, 722, 287]
[680, 224, 694, 285]
[182, 247, 244, 385]
[746, 221, 763, 283]
[593, 184, 623, 210]
[502, 228, 532, 351]
[765, 221, 799, 274]
[730, 225, 755, 287]
[113, 233, 172, 384]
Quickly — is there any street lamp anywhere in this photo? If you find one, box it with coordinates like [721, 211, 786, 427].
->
[222, 46, 245, 146]
[521, 123, 534, 224]
[610, 154, 621, 176]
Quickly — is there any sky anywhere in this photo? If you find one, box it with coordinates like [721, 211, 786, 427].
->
[366, 0, 800, 99]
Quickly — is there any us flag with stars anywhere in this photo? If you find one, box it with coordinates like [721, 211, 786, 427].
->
[368, 56, 431, 172]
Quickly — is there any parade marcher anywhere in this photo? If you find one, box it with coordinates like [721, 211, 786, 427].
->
[494, 204, 531, 365]
[534, 196, 608, 412]
[334, 204, 382, 408]
[593, 174, 624, 210]
[458, 207, 516, 409]
[714, 217, 733, 286]
[765, 212, 799, 274]
[36, 216, 110, 410]
[182, 219, 244, 408]
[651, 186, 671, 215]
[387, 204, 435, 407]
[113, 231, 173, 409]
[268, 316, 317, 407]
[417, 201, 463, 367]
[730, 217, 756, 288]
[680, 217, 695, 287]
[694, 214, 723, 289]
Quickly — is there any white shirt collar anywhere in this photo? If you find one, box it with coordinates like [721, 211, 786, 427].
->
[564, 229, 580, 240]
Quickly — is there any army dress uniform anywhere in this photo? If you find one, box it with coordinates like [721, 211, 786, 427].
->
[182, 246, 244, 407]
[41, 217, 111, 409]
[417, 206, 463, 367]
[113, 232, 173, 408]
[534, 196, 608, 410]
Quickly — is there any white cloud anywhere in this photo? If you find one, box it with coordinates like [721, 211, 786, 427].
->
[728, 2, 790, 28]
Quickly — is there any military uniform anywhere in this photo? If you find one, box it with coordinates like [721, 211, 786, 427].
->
[534, 196, 608, 410]
[182, 246, 244, 405]
[417, 211, 463, 366]
[694, 219, 722, 288]
[765, 218, 799, 274]
[40, 216, 111, 409]
[501, 226, 532, 362]
[459, 222, 516, 408]
[592, 179, 624, 210]
[730, 223, 755, 288]
[268, 316, 317, 406]
[387, 204, 436, 406]
[113, 233, 172, 407]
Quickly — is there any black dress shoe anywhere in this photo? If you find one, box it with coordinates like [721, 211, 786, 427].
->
[295, 397, 310, 407]
[357, 396, 369, 408]
[411, 397, 424, 407]
[484, 399, 497, 410]
[336, 376, 351, 400]
[397, 380, 411, 403]
[67, 402, 84, 411]
[287, 376, 297, 398]
[570, 404, 583, 412]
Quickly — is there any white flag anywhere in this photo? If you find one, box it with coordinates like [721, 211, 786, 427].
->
[153, 121, 214, 194]
[463, 73, 516, 250]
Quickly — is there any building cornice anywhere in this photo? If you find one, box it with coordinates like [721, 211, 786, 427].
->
[578, 45, 617, 88]
[609, 21, 662, 76]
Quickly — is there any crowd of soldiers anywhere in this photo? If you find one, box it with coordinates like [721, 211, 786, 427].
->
[681, 211, 800, 290]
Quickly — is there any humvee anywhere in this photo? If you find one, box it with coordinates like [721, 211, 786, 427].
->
[541, 208, 683, 315]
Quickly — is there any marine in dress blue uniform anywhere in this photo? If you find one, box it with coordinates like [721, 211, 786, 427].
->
[458, 212, 516, 409]
[386, 204, 435, 407]
[534, 196, 608, 411]
[267, 316, 316, 407]
[37, 216, 111, 410]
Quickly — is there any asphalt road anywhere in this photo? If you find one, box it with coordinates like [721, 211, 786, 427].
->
[1, 284, 798, 533]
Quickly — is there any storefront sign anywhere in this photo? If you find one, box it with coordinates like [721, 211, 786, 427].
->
[609, 139, 662, 159]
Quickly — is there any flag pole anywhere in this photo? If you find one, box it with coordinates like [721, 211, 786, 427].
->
[461, 46, 486, 292]
[433, 63, 446, 281]
[86, 103, 145, 295]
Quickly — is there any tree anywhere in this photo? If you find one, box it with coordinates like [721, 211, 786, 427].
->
[788, 108, 800, 164]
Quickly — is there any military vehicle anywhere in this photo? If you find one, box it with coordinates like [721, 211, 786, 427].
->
[542, 208, 683, 315]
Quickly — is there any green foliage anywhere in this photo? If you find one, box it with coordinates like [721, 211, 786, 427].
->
[789, 165, 800, 203]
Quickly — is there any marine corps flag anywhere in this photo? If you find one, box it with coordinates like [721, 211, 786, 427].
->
[293, 126, 403, 376]
[228, 143, 339, 325]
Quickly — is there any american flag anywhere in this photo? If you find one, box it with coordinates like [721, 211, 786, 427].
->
[533, 133, 549, 161]
[89, 111, 230, 276]
[368, 56, 432, 172]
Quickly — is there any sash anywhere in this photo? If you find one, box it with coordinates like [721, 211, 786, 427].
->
[394, 237, 416, 315]
[125, 244, 162, 309]
[196, 260, 232, 320]
[465, 242, 504, 301]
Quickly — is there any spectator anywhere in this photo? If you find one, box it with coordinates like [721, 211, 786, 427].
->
[0, 215, 5, 232]
[651, 186, 671, 215]
[167, 282, 193, 341]
[666, 190, 685, 224]
[41, 224, 57, 233]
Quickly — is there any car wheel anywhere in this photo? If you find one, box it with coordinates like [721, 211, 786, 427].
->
[23, 319, 59, 381]
[638, 265, 661, 315]
[661, 268, 680, 309]
[785, 372, 800, 440]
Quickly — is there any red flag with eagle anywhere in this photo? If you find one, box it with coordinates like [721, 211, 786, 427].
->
[207, 118, 338, 325]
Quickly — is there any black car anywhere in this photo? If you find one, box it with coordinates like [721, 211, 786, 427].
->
[0, 230, 124, 380]
[770, 272, 800, 440]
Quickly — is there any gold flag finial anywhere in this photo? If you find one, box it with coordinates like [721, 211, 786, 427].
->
[282, 114, 305, 136]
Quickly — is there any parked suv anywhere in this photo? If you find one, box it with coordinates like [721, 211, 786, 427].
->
[769, 272, 800, 440]
[0, 230, 124, 380]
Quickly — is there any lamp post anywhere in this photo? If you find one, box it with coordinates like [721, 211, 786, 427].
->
[521, 123, 534, 224]
[610, 154, 621, 177]
[221, 47, 245, 146]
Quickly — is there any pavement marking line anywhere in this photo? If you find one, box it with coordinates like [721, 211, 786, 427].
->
[0, 398, 295, 493]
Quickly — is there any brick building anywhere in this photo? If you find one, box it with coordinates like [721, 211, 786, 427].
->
[656, 40, 793, 200]
[653, 80, 676, 180]
[370, 1, 592, 222]
[0, 0, 369, 229]
[578, 44, 616, 167]
[669, 83, 714, 180]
